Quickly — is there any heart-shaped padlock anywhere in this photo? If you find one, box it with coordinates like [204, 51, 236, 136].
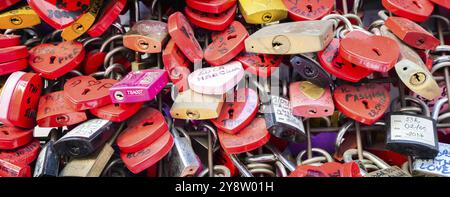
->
[27, 0, 90, 29]
[0, 126, 33, 150]
[235, 52, 282, 77]
[283, 0, 334, 21]
[29, 42, 85, 80]
[429, 0, 450, 9]
[87, 0, 127, 37]
[162, 39, 191, 92]
[289, 165, 330, 177]
[117, 108, 168, 153]
[0, 0, 20, 11]
[167, 12, 204, 63]
[385, 16, 439, 50]
[0, 139, 40, 165]
[64, 76, 117, 111]
[204, 21, 248, 66]
[0, 71, 26, 126]
[340, 30, 400, 73]
[334, 83, 390, 125]
[0, 34, 20, 48]
[185, 4, 236, 31]
[218, 117, 271, 154]
[0, 46, 28, 64]
[0, 59, 28, 76]
[318, 38, 373, 82]
[90, 102, 143, 122]
[186, 0, 237, 13]
[37, 91, 87, 127]
[121, 131, 174, 174]
[381, 0, 434, 22]
[188, 61, 244, 95]
[211, 88, 259, 134]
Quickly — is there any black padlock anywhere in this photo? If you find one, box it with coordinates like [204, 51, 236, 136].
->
[54, 119, 118, 157]
[290, 54, 333, 89]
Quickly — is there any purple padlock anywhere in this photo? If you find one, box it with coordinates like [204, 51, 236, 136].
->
[109, 68, 168, 103]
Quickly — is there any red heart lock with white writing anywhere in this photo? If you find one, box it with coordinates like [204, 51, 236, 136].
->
[205, 21, 249, 66]
[64, 76, 117, 111]
[235, 52, 282, 77]
[334, 83, 390, 125]
[37, 91, 87, 127]
[0, 126, 33, 150]
[117, 108, 169, 153]
[90, 102, 143, 122]
[27, 0, 90, 29]
[283, 0, 334, 21]
[218, 117, 271, 154]
[185, 4, 236, 31]
[340, 30, 400, 73]
[0, 140, 40, 165]
[318, 38, 373, 82]
[186, 0, 237, 13]
[168, 12, 203, 63]
[29, 42, 85, 80]
[211, 88, 259, 134]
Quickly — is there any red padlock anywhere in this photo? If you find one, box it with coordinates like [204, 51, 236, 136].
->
[381, 0, 434, 22]
[218, 117, 271, 154]
[28, 0, 91, 29]
[29, 42, 85, 80]
[7, 72, 43, 129]
[0, 59, 28, 76]
[90, 102, 143, 122]
[0, 34, 21, 48]
[204, 21, 249, 66]
[235, 52, 282, 77]
[0, 0, 20, 11]
[185, 4, 237, 31]
[162, 39, 191, 92]
[37, 91, 87, 127]
[430, 0, 450, 9]
[167, 12, 204, 63]
[289, 165, 330, 177]
[186, 0, 237, 14]
[0, 159, 31, 177]
[0, 126, 33, 150]
[0, 46, 29, 64]
[0, 72, 25, 126]
[318, 38, 373, 82]
[87, 0, 127, 37]
[211, 88, 259, 134]
[0, 140, 40, 165]
[283, 0, 334, 21]
[116, 108, 168, 153]
[64, 76, 117, 111]
[320, 162, 363, 177]
[120, 131, 174, 174]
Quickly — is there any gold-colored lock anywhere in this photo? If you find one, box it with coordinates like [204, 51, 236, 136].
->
[0, 6, 41, 29]
[61, 0, 103, 41]
[299, 81, 325, 100]
[380, 26, 440, 100]
[238, 0, 288, 24]
[244, 20, 334, 54]
[123, 20, 169, 53]
[170, 89, 224, 120]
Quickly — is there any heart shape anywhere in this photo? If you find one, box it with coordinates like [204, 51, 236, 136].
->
[29, 42, 85, 79]
[167, 12, 203, 63]
[382, 0, 434, 22]
[218, 117, 271, 154]
[318, 38, 373, 82]
[90, 102, 143, 122]
[162, 39, 192, 92]
[185, 4, 236, 31]
[235, 52, 282, 77]
[186, 0, 237, 13]
[188, 61, 244, 95]
[27, 0, 90, 29]
[37, 91, 87, 127]
[340, 30, 400, 73]
[0, 125, 33, 150]
[64, 76, 117, 111]
[283, 0, 334, 21]
[211, 88, 259, 134]
[334, 83, 390, 125]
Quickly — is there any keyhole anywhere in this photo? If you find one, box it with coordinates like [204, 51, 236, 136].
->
[82, 88, 90, 95]
[258, 54, 266, 63]
[114, 103, 120, 107]
[1, 130, 9, 135]
[306, 5, 313, 12]
[372, 48, 381, 56]
[362, 100, 369, 109]
[414, 73, 421, 82]
[416, 38, 425, 46]
[228, 108, 234, 119]
[50, 56, 57, 64]
[272, 42, 283, 49]
[227, 35, 237, 40]
[143, 121, 154, 126]
[412, 1, 422, 8]
[309, 109, 317, 114]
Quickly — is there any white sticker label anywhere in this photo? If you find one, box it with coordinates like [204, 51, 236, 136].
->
[271, 96, 305, 133]
[61, 119, 110, 139]
[390, 115, 436, 147]
[413, 143, 450, 177]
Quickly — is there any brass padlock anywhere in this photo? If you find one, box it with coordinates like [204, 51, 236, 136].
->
[244, 20, 333, 54]
[170, 89, 224, 120]
[0, 6, 41, 29]
[123, 20, 169, 53]
[238, 0, 288, 24]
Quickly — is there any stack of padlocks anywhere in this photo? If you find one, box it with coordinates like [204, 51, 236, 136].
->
[0, 0, 449, 178]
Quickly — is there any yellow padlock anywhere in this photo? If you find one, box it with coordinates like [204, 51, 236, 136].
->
[0, 6, 41, 29]
[170, 89, 224, 120]
[238, 0, 288, 24]
[61, 0, 103, 41]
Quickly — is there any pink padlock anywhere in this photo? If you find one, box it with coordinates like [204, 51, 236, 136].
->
[289, 81, 334, 118]
[188, 61, 244, 95]
[0, 71, 26, 125]
[109, 68, 168, 103]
